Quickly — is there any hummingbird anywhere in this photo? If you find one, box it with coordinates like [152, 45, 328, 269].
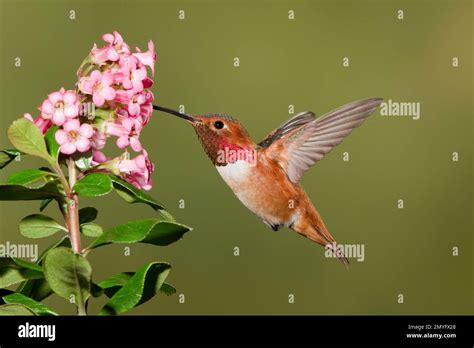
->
[153, 98, 383, 265]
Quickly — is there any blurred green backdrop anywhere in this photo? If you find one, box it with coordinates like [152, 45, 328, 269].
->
[0, 0, 472, 315]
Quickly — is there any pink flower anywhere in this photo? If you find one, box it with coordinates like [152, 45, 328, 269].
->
[105, 117, 143, 152]
[116, 91, 154, 124]
[24, 113, 52, 134]
[78, 70, 116, 107]
[113, 89, 133, 105]
[139, 90, 154, 122]
[55, 119, 94, 155]
[22, 32, 157, 191]
[123, 66, 148, 93]
[91, 129, 107, 150]
[117, 150, 154, 190]
[92, 150, 108, 164]
[128, 91, 148, 116]
[91, 31, 131, 65]
[40, 88, 79, 126]
[133, 40, 156, 75]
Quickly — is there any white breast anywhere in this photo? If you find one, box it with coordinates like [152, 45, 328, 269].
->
[216, 160, 259, 218]
[216, 160, 252, 186]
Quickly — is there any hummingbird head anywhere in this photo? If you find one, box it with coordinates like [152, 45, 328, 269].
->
[153, 105, 254, 166]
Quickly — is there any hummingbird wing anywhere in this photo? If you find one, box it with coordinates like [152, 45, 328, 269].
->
[257, 111, 316, 148]
[258, 98, 383, 183]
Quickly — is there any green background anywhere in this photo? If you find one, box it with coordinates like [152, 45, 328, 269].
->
[0, 0, 472, 315]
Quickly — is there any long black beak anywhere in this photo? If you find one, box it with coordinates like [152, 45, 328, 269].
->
[153, 105, 196, 123]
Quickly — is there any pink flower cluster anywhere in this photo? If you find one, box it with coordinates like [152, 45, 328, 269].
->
[24, 31, 157, 190]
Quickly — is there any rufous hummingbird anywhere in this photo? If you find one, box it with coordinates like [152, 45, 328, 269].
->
[153, 98, 383, 266]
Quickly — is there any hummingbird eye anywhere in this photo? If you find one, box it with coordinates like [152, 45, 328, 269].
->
[213, 120, 224, 129]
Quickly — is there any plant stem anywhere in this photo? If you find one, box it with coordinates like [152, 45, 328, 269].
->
[77, 302, 87, 316]
[53, 162, 71, 197]
[67, 158, 82, 255]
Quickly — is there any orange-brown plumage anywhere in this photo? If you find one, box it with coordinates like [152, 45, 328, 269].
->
[153, 98, 383, 266]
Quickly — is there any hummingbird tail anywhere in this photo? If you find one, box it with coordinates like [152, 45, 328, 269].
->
[323, 239, 350, 268]
[312, 222, 350, 268]
[293, 210, 350, 267]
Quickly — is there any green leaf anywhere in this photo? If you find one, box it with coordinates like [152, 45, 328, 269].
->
[156, 209, 177, 222]
[99, 272, 133, 297]
[74, 173, 113, 197]
[11, 258, 43, 273]
[19, 214, 66, 239]
[0, 303, 36, 315]
[109, 175, 163, 210]
[40, 199, 53, 212]
[19, 279, 53, 302]
[0, 149, 21, 169]
[0, 289, 14, 304]
[89, 219, 192, 249]
[99, 262, 171, 315]
[17, 237, 70, 301]
[7, 169, 53, 186]
[99, 272, 175, 298]
[159, 283, 177, 296]
[7, 118, 51, 163]
[0, 259, 43, 289]
[3, 293, 57, 316]
[43, 247, 92, 308]
[44, 126, 60, 162]
[79, 207, 98, 224]
[100, 272, 132, 288]
[80, 223, 103, 237]
[37, 236, 71, 264]
[91, 282, 104, 298]
[0, 181, 63, 201]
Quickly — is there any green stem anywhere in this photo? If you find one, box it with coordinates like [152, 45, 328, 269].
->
[77, 302, 87, 316]
[52, 162, 71, 197]
[67, 158, 82, 255]
[66, 159, 85, 315]
[50, 157, 86, 315]
[50, 161, 73, 241]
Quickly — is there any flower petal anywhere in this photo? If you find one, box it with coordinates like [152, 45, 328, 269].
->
[79, 123, 94, 138]
[63, 119, 80, 132]
[55, 129, 69, 145]
[52, 112, 66, 126]
[102, 33, 114, 44]
[75, 137, 91, 152]
[90, 70, 101, 81]
[113, 31, 124, 44]
[24, 113, 34, 122]
[101, 73, 114, 86]
[63, 90, 78, 104]
[102, 87, 116, 101]
[107, 48, 120, 61]
[128, 102, 140, 116]
[64, 104, 79, 118]
[93, 150, 107, 163]
[40, 99, 55, 115]
[116, 136, 129, 149]
[78, 77, 94, 94]
[48, 91, 63, 104]
[93, 93, 105, 107]
[60, 142, 76, 155]
[130, 137, 142, 152]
